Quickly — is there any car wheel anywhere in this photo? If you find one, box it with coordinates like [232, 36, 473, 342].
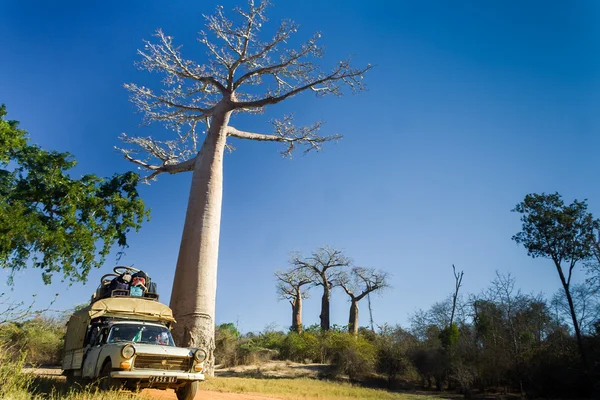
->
[65, 370, 80, 386]
[98, 361, 122, 391]
[176, 381, 199, 400]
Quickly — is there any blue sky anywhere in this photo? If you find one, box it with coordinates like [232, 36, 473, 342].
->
[1, 0, 599, 332]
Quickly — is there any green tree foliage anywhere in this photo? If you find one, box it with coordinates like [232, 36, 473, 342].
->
[512, 193, 599, 264]
[0, 105, 149, 284]
[439, 323, 459, 348]
[376, 325, 415, 387]
[512, 192, 599, 378]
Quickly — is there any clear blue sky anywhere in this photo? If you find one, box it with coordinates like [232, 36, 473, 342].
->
[1, 0, 599, 332]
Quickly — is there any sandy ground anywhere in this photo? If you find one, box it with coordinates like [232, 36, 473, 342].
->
[142, 388, 279, 400]
[25, 366, 288, 400]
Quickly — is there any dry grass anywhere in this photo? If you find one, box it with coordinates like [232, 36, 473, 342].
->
[202, 377, 443, 400]
[11, 361, 440, 400]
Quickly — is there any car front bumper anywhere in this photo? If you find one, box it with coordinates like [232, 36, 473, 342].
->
[110, 369, 205, 381]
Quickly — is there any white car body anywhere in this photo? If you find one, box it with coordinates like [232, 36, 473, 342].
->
[79, 321, 205, 384]
[62, 296, 206, 398]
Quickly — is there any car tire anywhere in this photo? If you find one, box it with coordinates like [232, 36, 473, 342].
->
[176, 381, 199, 400]
[98, 361, 122, 391]
[65, 370, 80, 386]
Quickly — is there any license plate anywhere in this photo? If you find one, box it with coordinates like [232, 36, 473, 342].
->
[149, 376, 177, 383]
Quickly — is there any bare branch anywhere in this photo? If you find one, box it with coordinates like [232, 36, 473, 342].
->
[338, 271, 355, 298]
[0, 293, 60, 325]
[140, 29, 228, 93]
[353, 267, 390, 301]
[124, 1, 371, 179]
[338, 266, 389, 303]
[232, 60, 373, 111]
[116, 123, 201, 182]
[290, 246, 351, 288]
[450, 264, 465, 326]
[275, 268, 312, 302]
[227, 115, 340, 157]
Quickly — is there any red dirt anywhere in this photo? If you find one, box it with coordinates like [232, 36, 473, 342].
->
[142, 389, 280, 400]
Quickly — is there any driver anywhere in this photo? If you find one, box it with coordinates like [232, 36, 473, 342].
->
[156, 331, 169, 345]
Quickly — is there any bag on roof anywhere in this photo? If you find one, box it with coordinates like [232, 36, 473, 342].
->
[108, 276, 130, 296]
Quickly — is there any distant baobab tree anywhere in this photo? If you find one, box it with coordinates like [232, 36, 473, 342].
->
[339, 267, 389, 335]
[275, 268, 312, 333]
[292, 247, 351, 330]
[117, 0, 371, 373]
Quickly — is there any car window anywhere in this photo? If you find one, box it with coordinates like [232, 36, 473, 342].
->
[107, 324, 175, 346]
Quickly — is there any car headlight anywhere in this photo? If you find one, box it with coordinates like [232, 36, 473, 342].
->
[194, 348, 207, 363]
[121, 344, 136, 359]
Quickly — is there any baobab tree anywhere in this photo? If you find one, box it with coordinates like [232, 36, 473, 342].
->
[117, 0, 371, 373]
[338, 266, 389, 335]
[275, 268, 312, 333]
[291, 247, 351, 330]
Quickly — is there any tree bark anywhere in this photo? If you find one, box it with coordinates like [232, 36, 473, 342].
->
[169, 106, 231, 376]
[348, 298, 359, 335]
[555, 262, 589, 375]
[291, 291, 303, 333]
[320, 284, 331, 331]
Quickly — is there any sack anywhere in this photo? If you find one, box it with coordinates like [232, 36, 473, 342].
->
[147, 281, 157, 294]
[109, 277, 130, 293]
[130, 286, 143, 297]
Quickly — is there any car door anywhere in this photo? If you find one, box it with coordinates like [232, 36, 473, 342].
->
[82, 327, 107, 378]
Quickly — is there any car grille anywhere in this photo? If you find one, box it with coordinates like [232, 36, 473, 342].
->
[134, 355, 192, 371]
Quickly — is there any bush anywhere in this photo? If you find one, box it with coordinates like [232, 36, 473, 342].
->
[253, 327, 287, 350]
[324, 332, 376, 380]
[0, 316, 64, 366]
[0, 345, 33, 400]
[215, 323, 241, 366]
[216, 324, 285, 367]
[280, 331, 320, 363]
[439, 323, 459, 348]
[375, 326, 415, 387]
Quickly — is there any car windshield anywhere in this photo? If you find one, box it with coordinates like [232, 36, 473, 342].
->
[107, 324, 175, 346]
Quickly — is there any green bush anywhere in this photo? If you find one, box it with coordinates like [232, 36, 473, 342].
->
[439, 323, 459, 348]
[0, 346, 33, 400]
[0, 316, 64, 366]
[280, 331, 320, 363]
[216, 324, 284, 367]
[324, 332, 376, 380]
[375, 326, 415, 387]
[215, 323, 242, 366]
[253, 327, 287, 350]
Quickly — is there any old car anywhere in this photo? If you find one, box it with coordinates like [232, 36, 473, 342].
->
[62, 268, 206, 400]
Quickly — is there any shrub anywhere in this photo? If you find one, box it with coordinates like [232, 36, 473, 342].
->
[0, 316, 64, 366]
[324, 332, 376, 380]
[215, 323, 241, 366]
[280, 331, 320, 363]
[253, 327, 287, 350]
[0, 345, 33, 400]
[439, 323, 459, 348]
[375, 325, 415, 387]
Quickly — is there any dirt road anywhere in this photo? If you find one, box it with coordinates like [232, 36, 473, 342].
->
[143, 389, 280, 400]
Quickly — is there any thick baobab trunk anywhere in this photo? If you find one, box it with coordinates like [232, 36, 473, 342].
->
[291, 291, 303, 333]
[169, 108, 231, 376]
[320, 284, 331, 330]
[348, 299, 359, 335]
